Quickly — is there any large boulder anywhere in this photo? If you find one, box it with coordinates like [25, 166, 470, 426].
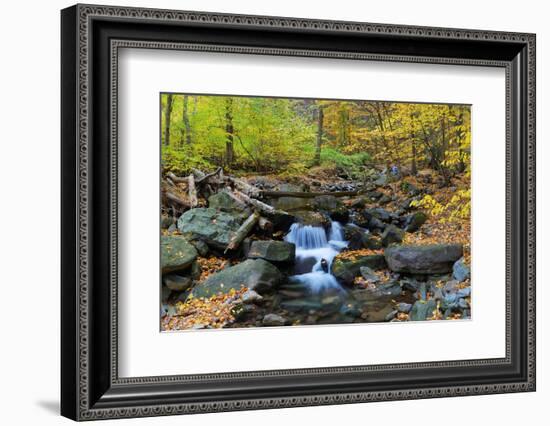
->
[208, 190, 250, 219]
[403, 211, 428, 232]
[410, 299, 437, 321]
[247, 240, 296, 263]
[163, 274, 193, 292]
[385, 244, 463, 274]
[262, 313, 287, 326]
[161, 236, 198, 274]
[177, 208, 242, 249]
[269, 210, 296, 232]
[344, 225, 382, 250]
[332, 254, 386, 286]
[190, 259, 283, 298]
[293, 210, 329, 227]
[366, 207, 393, 223]
[452, 257, 471, 282]
[381, 224, 404, 247]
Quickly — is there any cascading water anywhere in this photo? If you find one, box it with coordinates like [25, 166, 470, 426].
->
[284, 220, 348, 292]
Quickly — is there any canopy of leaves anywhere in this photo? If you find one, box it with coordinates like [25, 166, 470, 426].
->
[161, 94, 471, 189]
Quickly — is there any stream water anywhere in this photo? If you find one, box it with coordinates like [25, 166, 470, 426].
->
[284, 221, 348, 293]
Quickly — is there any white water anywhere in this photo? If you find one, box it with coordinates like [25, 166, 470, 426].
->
[284, 221, 348, 292]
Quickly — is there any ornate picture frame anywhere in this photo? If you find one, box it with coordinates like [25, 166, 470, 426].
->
[61, 4, 535, 421]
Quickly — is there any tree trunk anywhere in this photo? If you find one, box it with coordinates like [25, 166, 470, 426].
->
[411, 133, 417, 175]
[313, 106, 324, 166]
[260, 190, 358, 198]
[182, 95, 191, 145]
[188, 174, 198, 207]
[163, 94, 173, 146]
[225, 97, 235, 167]
[230, 189, 276, 214]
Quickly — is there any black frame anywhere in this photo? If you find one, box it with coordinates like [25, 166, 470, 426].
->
[61, 4, 536, 421]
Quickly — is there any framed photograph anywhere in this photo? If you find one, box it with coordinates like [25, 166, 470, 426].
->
[61, 4, 536, 421]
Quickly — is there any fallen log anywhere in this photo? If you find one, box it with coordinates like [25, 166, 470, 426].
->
[188, 174, 198, 207]
[225, 211, 260, 253]
[166, 171, 188, 184]
[226, 176, 261, 197]
[260, 190, 358, 198]
[223, 190, 250, 211]
[191, 168, 206, 181]
[164, 191, 191, 208]
[196, 167, 223, 184]
[232, 189, 276, 214]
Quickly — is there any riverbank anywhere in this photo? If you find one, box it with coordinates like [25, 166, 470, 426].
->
[160, 166, 471, 331]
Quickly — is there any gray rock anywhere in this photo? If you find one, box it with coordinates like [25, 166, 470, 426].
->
[161, 236, 198, 274]
[177, 208, 242, 249]
[208, 190, 250, 218]
[332, 254, 386, 286]
[293, 210, 328, 226]
[190, 259, 282, 298]
[161, 285, 171, 303]
[399, 198, 414, 211]
[262, 313, 287, 326]
[379, 194, 392, 205]
[385, 244, 463, 274]
[404, 212, 428, 232]
[366, 190, 384, 201]
[457, 286, 471, 298]
[410, 299, 437, 321]
[458, 298, 470, 309]
[431, 286, 444, 301]
[247, 240, 296, 263]
[344, 225, 380, 250]
[419, 282, 428, 300]
[321, 295, 343, 309]
[292, 255, 318, 275]
[397, 302, 413, 313]
[452, 258, 471, 282]
[381, 224, 405, 247]
[377, 281, 403, 297]
[374, 174, 388, 186]
[313, 195, 341, 210]
[269, 210, 296, 233]
[161, 215, 173, 229]
[401, 278, 420, 292]
[231, 304, 255, 321]
[241, 289, 264, 304]
[365, 207, 392, 223]
[363, 234, 383, 250]
[444, 280, 460, 294]
[165, 305, 177, 317]
[442, 293, 459, 310]
[191, 239, 209, 256]
[360, 266, 380, 283]
[163, 274, 193, 292]
[280, 299, 323, 312]
[329, 206, 350, 223]
[340, 303, 363, 318]
[385, 310, 398, 321]
[368, 216, 386, 231]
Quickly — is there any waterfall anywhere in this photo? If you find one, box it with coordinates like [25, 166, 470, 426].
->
[284, 220, 348, 292]
[285, 223, 328, 249]
[328, 221, 344, 241]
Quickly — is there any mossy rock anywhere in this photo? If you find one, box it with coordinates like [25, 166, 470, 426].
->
[161, 235, 198, 274]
